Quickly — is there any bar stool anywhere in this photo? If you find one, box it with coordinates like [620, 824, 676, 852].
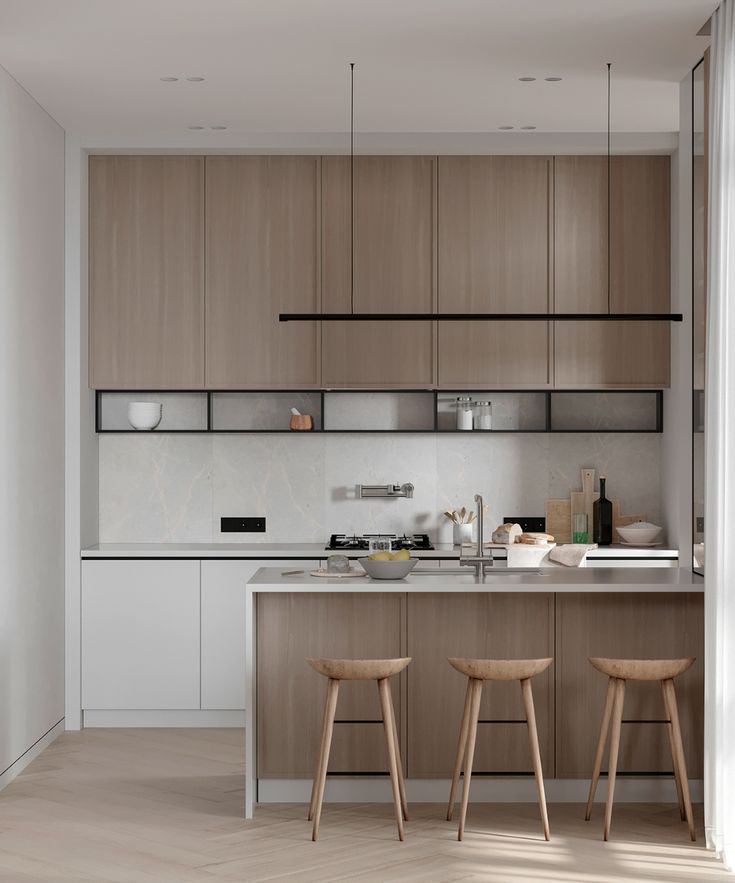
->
[446, 657, 553, 841]
[306, 657, 411, 841]
[585, 657, 696, 841]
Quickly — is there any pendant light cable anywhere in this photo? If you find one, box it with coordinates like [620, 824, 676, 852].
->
[350, 61, 355, 315]
[607, 62, 611, 314]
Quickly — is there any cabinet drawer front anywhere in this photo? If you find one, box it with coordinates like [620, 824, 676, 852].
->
[82, 561, 200, 710]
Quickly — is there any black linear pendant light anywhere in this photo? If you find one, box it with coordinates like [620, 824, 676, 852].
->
[279, 62, 682, 323]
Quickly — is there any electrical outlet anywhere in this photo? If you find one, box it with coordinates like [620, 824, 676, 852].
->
[504, 516, 546, 533]
[696, 516, 704, 533]
[221, 517, 266, 533]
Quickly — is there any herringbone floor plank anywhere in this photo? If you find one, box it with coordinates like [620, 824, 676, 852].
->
[0, 729, 727, 882]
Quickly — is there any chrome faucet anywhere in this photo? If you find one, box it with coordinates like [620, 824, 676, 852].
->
[459, 493, 493, 578]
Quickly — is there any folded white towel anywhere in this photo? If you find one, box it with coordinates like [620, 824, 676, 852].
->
[548, 544, 590, 568]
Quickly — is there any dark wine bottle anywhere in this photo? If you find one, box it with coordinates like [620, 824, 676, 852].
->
[593, 476, 614, 546]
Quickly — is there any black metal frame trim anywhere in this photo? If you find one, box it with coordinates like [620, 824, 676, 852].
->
[279, 312, 684, 322]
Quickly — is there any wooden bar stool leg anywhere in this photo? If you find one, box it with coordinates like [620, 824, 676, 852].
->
[603, 677, 626, 841]
[660, 679, 686, 821]
[585, 676, 616, 821]
[378, 677, 405, 841]
[447, 678, 473, 821]
[662, 678, 696, 841]
[309, 681, 334, 821]
[311, 677, 340, 841]
[457, 678, 483, 841]
[388, 681, 409, 822]
[521, 677, 550, 841]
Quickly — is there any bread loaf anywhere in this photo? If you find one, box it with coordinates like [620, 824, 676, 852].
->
[518, 532, 555, 546]
[492, 522, 523, 545]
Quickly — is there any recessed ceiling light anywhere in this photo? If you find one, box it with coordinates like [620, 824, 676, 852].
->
[188, 125, 204, 130]
[518, 76, 536, 82]
[186, 77, 205, 82]
[498, 125, 514, 130]
[545, 76, 563, 82]
[210, 125, 227, 130]
[520, 126, 537, 130]
[160, 76, 178, 82]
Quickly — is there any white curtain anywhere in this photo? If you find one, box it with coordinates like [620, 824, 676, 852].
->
[705, 0, 735, 868]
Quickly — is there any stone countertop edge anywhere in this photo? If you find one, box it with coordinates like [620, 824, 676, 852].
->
[247, 566, 703, 593]
[80, 542, 680, 559]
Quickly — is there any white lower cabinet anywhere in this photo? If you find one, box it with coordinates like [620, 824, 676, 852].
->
[81, 558, 319, 716]
[82, 560, 200, 709]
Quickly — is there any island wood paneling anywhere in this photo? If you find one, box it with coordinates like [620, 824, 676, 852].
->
[89, 156, 205, 389]
[405, 593, 554, 777]
[257, 592, 404, 777]
[321, 156, 434, 387]
[437, 156, 551, 387]
[555, 592, 704, 779]
[205, 156, 320, 388]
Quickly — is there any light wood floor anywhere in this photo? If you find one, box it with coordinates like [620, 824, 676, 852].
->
[0, 729, 727, 882]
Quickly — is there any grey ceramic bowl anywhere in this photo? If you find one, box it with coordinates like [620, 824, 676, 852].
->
[358, 558, 418, 580]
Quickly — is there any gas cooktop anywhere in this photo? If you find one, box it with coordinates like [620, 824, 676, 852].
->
[326, 533, 434, 552]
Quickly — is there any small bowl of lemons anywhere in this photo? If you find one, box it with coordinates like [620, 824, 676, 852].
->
[358, 549, 418, 580]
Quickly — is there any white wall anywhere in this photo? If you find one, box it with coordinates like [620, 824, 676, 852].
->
[0, 66, 65, 777]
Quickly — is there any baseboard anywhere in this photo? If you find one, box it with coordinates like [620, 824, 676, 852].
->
[257, 776, 704, 804]
[82, 709, 245, 728]
[0, 719, 65, 792]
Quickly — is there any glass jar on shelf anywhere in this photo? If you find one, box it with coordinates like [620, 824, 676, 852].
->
[475, 401, 493, 430]
[456, 396, 474, 430]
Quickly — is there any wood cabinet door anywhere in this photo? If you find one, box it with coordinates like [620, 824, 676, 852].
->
[554, 155, 671, 386]
[81, 561, 200, 710]
[437, 156, 551, 387]
[205, 156, 320, 388]
[89, 156, 205, 389]
[406, 593, 554, 777]
[555, 592, 704, 778]
[257, 592, 404, 777]
[321, 156, 434, 387]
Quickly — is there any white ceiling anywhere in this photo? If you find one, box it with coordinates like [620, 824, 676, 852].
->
[0, 0, 714, 142]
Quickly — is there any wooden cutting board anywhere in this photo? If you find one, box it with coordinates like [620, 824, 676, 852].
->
[544, 499, 572, 544]
[570, 468, 596, 542]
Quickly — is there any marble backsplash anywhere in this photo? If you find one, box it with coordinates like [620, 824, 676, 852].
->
[98, 433, 663, 544]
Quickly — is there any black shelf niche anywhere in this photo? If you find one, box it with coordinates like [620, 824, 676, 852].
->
[95, 389, 663, 434]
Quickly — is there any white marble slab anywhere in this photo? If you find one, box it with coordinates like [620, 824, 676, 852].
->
[247, 566, 702, 593]
[80, 542, 680, 560]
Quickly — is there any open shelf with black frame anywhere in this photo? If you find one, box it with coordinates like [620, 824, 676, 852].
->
[95, 389, 663, 434]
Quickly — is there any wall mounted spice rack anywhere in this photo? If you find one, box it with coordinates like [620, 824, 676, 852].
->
[95, 389, 663, 434]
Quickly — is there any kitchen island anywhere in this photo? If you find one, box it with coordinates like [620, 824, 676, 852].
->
[245, 567, 703, 817]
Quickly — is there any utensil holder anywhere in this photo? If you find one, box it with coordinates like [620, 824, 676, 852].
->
[454, 522, 474, 546]
[289, 414, 313, 431]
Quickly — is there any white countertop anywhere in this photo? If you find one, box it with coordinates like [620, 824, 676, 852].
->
[81, 542, 679, 559]
[247, 566, 702, 593]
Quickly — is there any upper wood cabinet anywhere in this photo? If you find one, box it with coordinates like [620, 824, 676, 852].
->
[436, 156, 551, 387]
[205, 156, 320, 388]
[554, 155, 671, 386]
[89, 156, 205, 389]
[321, 156, 434, 387]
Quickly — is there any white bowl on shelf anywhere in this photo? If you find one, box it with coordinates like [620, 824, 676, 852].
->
[616, 522, 662, 545]
[358, 558, 418, 580]
[127, 402, 162, 431]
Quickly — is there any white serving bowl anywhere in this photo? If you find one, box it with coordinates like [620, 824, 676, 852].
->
[616, 522, 662, 545]
[127, 402, 162, 431]
[358, 558, 418, 580]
